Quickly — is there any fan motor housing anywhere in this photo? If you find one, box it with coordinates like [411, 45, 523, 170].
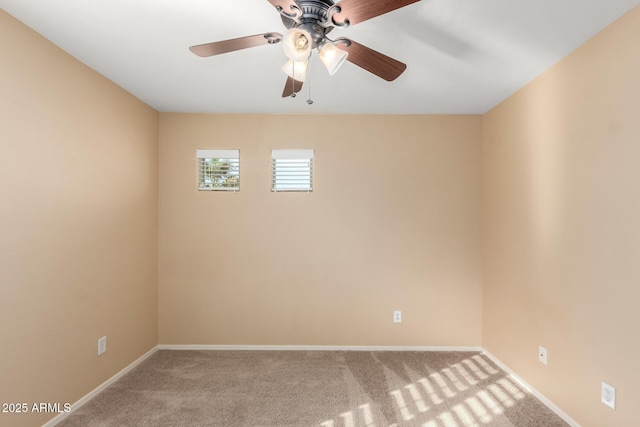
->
[297, 0, 334, 22]
[281, 0, 336, 47]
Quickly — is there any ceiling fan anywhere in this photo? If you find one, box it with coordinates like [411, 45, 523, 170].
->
[189, 0, 421, 98]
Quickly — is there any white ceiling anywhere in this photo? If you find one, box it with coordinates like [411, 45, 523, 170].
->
[2, 0, 639, 114]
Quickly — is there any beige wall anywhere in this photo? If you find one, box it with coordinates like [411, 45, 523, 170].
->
[0, 10, 159, 427]
[482, 6, 640, 426]
[159, 114, 483, 346]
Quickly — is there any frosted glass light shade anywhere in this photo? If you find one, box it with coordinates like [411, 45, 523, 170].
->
[319, 43, 348, 76]
[282, 60, 308, 82]
[283, 28, 312, 61]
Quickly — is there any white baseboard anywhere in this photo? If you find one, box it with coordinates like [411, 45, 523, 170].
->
[482, 349, 581, 427]
[157, 344, 483, 352]
[43, 346, 158, 427]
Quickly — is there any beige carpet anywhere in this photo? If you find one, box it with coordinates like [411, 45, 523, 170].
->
[57, 350, 568, 426]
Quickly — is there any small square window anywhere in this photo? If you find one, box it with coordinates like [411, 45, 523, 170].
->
[196, 149, 240, 191]
[271, 149, 314, 192]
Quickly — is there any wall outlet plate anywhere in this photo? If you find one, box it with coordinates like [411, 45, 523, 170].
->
[98, 336, 107, 356]
[601, 382, 616, 409]
[393, 310, 402, 323]
[538, 346, 547, 365]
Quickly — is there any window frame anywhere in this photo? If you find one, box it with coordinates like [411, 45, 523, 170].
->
[196, 149, 240, 192]
[271, 149, 314, 193]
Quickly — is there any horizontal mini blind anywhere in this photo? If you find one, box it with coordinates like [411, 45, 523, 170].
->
[271, 149, 314, 192]
[196, 149, 240, 191]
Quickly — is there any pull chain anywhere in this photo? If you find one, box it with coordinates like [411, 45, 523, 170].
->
[306, 55, 313, 105]
[291, 61, 297, 98]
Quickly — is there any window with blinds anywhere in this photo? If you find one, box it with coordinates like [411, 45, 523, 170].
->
[197, 149, 240, 191]
[271, 149, 314, 192]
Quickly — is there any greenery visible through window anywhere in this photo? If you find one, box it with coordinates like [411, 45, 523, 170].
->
[196, 149, 240, 191]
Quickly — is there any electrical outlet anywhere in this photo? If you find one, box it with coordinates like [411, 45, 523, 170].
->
[538, 346, 547, 365]
[393, 310, 402, 323]
[98, 336, 107, 356]
[601, 382, 616, 409]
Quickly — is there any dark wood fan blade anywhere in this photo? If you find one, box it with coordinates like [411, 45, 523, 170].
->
[189, 33, 283, 57]
[335, 38, 407, 81]
[332, 0, 421, 27]
[267, 0, 300, 16]
[282, 77, 303, 98]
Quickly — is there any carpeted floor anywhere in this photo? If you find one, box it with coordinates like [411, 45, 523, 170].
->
[57, 350, 568, 426]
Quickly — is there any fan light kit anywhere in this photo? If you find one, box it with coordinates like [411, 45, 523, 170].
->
[189, 0, 420, 99]
[282, 59, 308, 82]
[283, 28, 312, 61]
[318, 42, 348, 76]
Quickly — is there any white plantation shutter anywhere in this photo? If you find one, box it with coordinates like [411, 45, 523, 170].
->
[271, 149, 314, 192]
[197, 149, 240, 191]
